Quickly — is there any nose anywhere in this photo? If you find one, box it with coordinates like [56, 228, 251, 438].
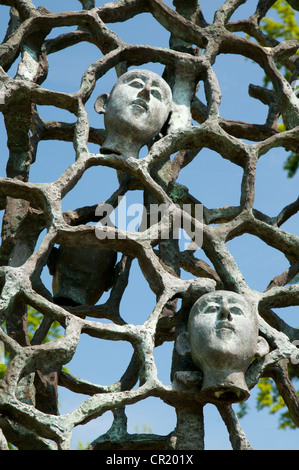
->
[137, 82, 151, 100]
[218, 300, 233, 321]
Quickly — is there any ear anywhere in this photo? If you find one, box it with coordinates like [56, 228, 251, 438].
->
[94, 93, 109, 114]
[175, 331, 191, 356]
[256, 336, 270, 357]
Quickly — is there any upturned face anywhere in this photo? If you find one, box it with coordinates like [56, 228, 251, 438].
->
[104, 69, 172, 144]
[188, 291, 259, 371]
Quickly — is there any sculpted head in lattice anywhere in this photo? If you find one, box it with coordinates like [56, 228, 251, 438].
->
[176, 290, 269, 403]
[94, 69, 172, 158]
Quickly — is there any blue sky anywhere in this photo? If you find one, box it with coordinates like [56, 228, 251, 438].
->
[0, 0, 298, 450]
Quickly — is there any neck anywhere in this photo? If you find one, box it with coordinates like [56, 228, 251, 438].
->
[101, 134, 141, 159]
[200, 369, 250, 403]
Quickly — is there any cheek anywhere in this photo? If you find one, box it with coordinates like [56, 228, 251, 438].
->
[107, 97, 128, 116]
[236, 318, 257, 336]
[150, 103, 169, 125]
[108, 87, 133, 111]
[234, 322, 258, 350]
[190, 321, 213, 347]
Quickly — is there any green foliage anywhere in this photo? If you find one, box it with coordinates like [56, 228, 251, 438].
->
[0, 363, 6, 379]
[252, 269, 299, 430]
[238, 367, 299, 430]
[0, 307, 62, 379]
[256, 378, 298, 430]
[261, 0, 299, 87]
[237, 380, 295, 430]
[261, 0, 299, 42]
[253, 251, 299, 429]
[256, 378, 284, 413]
[260, 0, 299, 177]
[134, 423, 154, 434]
[27, 306, 62, 343]
[76, 440, 90, 450]
[283, 152, 299, 177]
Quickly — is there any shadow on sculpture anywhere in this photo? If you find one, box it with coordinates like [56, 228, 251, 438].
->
[48, 245, 117, 306]
[94, 69, 173, 158]
[287, 0, 299, 10]
[175, 290, 269, 404]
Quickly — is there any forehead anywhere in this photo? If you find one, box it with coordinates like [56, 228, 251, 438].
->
[115, 70, 171, 94]
[194, 292, 250, 311]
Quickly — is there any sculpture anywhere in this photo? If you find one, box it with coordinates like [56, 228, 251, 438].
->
[176, 291, 269, 403]
[48, 245, 117, 306]
[286, 0, 299, 10]
[94, 69, 173, 158]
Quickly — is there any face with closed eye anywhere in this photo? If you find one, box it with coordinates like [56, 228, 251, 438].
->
[104, 69, 172, 147]
[188, 291, 259, 371]
[179, 290, 269, 403]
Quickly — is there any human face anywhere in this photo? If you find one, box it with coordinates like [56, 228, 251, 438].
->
[188, 291, 258, 371]
[104, 69, 172, 144]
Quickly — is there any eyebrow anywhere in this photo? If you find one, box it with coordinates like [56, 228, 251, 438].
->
[123, 75, 147, 83]
[225, 297, 248, 307]
[200, 297, 248, 309]
[123, 76, 167, 92]
[151, 81, 164, 89]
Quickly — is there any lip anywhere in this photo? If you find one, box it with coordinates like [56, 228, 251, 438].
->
[131, 99, 149, 111]
[216, 322, 235, 331]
